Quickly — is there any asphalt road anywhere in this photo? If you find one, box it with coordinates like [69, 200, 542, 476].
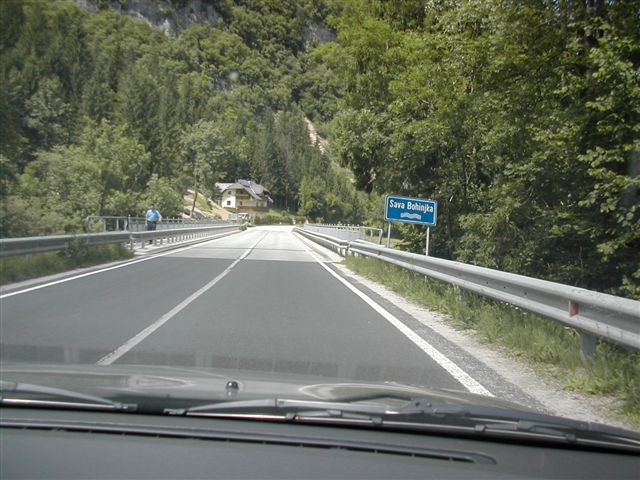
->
[2, 226, 490, 393]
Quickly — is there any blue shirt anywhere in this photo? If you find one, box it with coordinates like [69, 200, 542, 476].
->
[146, 208, 160, 222]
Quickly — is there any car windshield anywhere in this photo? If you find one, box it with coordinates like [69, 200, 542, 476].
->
[1, 0, 639, 442]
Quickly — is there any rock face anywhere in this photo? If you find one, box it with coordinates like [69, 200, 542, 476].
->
[73, 0, 221, 35]
[73, 0, 336, 45]
[303, 23, 336, 47]
[73, 0, 336, 47]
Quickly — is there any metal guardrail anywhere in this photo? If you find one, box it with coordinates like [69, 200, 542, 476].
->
[131, 224, 241, 250]
[84, 215, 229, 232]
[0, 224, 242, 258]
[304, 223, 383, 244]
[0, 232, 132, 257]
[296, 228, 350, 256]
[295, 226, 640, 356]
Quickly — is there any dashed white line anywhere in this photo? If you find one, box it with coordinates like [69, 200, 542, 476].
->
[294, 233, 493, 397]
[96, 233, 267, 365]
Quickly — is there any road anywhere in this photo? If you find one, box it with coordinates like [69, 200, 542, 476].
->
[1, 226, 530, 399]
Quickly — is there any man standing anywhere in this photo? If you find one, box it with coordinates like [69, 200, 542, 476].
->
[145, 204, 161, 231]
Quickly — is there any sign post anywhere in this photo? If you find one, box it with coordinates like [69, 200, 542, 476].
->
[384, 195, 437, 255]
[386, 222, 392, 248]
[426, 226, 430, 256]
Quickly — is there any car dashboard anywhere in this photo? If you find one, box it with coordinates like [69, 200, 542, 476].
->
[2, 407, 638, 479]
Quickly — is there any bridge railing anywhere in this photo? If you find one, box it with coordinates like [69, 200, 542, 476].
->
[303, 223, 383, 244]
[84, 215, 229, 232]
[0, 224, 243, 258]
[295, 226, 640, 357]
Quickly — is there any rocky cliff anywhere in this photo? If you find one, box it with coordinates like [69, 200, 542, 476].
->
[73, 0, 335, 45]
[73, 0, 222, 35]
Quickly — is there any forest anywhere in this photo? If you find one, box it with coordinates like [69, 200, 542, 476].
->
[1, 0, 638, 298]
[0, 0, 363, 233]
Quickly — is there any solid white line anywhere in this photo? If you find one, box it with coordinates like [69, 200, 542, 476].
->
[294, 233, 493, 397]
[0, 230, 245, 300]
[96, 232, 267, 366]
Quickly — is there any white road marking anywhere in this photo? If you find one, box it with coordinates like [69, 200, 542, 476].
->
[294, 233, 493, 397]
[96, 233, 267, 365]
[0, 230, 245, 300]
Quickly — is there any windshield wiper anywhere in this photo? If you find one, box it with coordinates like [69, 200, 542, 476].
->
[168, 393, 425, 417]
[166, 396, 640, 452]
[468, 418, 640, 450]
[0, 381, 137, 412]
[164, 395, 473, 429]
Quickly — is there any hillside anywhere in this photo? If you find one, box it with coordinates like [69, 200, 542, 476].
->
[73, 0, 336, 42]
[73, 0, 222, 35]
[1, 0, 638, 297]
[183, 189, 230, 220]
[1, 0, 361, 240]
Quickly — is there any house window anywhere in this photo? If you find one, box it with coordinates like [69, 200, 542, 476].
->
[239, 201, 243, 206]
[226, 200, 231, 206]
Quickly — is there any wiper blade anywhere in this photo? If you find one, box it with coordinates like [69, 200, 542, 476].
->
[395, 399, 640, 450]
[164, 398, 389, 427]
[0, 380, 137, 412]
[166, 396, 466, 426]
[169, 396, 640, 452]
[175, 393, 435, 416]
[169, 398, 384, 415]
[173, 394, 423, 416]
[474, 419, 640, 450]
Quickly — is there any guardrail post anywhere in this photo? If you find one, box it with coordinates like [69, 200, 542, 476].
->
[454, 285, 469, 307]
[580, 331, 598, 362]
[570, 300, 597, 361]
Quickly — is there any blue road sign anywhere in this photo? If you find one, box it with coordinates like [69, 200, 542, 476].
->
[384, 195, 437, 226]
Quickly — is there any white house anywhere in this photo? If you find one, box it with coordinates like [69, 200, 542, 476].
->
[216, 179, 273, 211]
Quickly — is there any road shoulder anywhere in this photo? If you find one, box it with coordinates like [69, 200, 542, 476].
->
[334, 263, 633, 431]
[295, 233, 632, 430]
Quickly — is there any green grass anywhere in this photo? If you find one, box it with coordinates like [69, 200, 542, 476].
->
[345, 254, 640, 426]
[1, 244, 134, 285]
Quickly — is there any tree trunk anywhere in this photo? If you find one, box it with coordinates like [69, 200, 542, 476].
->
[621, 151, 640, 209]
[191, 188, 198, 217]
